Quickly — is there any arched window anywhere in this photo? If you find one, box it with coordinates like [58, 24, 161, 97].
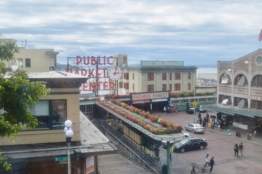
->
[251, 75, 262, 87]
[234, 74, 248, 86]
[234, 97, 248, 108]
[219, 95, 231, 105]
[219, 73, 231, 85]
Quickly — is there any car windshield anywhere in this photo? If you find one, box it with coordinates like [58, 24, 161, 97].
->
[176, 139, 189, 148]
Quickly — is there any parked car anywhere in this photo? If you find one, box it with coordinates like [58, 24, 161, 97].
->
[186, 107, 195, 114]
[185, 123, 205, 134]
[174, 138, 208, 153]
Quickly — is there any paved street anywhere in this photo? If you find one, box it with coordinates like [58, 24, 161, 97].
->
[159, 112, 262, 174]
[98, 153, 152, 174]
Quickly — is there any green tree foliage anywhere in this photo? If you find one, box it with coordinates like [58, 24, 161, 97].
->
[0, 41, 48, 172]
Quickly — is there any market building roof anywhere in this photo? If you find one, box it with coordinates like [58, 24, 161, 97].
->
[128, 60, 197, 71]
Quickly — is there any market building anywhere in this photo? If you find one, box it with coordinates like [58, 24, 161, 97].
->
[0, 71, 115, 174]
[205, 49, 262, 134]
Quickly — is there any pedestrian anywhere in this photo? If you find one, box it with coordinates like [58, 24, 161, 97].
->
[209, 156, 215, 173]
[234, 144, 239, 158]
[203, 118, 207, 127]
[163, 106, 167, 113]
[204, 153, 209, 168]
[239, 142, 243, 158]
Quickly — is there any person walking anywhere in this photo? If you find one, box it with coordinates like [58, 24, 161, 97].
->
[239, 142, 243, 158]
[234, 144, 239, 158]
[204, 153, 210, 168]
[209, 156, 215, 173]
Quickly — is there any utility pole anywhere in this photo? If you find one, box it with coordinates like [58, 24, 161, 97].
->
[162, 140, 174, 174]
[96, 57, 99, 96]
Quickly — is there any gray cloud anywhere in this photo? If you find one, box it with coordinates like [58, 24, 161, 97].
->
[0, 0, 262, 66]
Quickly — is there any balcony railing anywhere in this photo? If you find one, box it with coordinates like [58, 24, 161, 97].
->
[218, 85, 232, 94]
[251, 87, 262, 97]
[233, 86, 248, 96]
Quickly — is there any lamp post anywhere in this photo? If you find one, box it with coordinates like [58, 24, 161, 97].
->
[64, 120, 74, 174]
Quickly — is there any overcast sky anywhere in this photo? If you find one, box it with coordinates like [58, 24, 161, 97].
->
[0, 0, 262, 66]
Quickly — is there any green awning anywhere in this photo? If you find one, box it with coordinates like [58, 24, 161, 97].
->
[203, 104, 262, 118]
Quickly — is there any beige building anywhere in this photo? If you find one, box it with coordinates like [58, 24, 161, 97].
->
[205, 49, 262, 133]
[1, 38, 58, 72]
[12, 48, 58, 72]
[118, 60, 197, 95]
[0, 71, 114, 174]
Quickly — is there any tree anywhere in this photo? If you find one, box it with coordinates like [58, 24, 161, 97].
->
[0, 41, 48, 172]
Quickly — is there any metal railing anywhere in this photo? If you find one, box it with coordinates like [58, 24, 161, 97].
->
[94, 119, 161, 174]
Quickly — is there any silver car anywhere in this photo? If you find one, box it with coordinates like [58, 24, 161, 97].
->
[185, 123, 205, 134]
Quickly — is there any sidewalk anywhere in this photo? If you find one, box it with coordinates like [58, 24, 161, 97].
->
[206, 127, 262, 147]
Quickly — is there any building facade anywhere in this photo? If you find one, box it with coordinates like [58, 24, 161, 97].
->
[212, 49, 262, 133]
[1, 38, 58, 72]
[12, 48, 58, 72]
[119, 60, 197, 95]
[0, 72, 114, 174]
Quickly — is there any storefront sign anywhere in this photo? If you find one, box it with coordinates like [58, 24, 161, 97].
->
[86, 156, 95, 174]
[66, 56, 123, 95]
[233, 122, 248, 130]
[54, 155, 67, 164]
[131, 92, 169, 101]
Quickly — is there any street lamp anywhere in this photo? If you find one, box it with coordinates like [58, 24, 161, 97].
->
[64, 120, 74, 174]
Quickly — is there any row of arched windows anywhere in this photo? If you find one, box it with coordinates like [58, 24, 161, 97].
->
[219, 73, 262, 87]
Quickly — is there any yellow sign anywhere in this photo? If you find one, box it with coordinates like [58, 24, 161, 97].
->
[192, 100, 198, 108]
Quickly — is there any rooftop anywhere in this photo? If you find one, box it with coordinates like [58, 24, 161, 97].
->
[28, 71, 87, 79]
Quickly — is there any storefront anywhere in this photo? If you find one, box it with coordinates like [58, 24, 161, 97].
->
[131, 91, 169, 112]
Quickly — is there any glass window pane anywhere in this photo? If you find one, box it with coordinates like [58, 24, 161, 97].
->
[31, 101, 49, 116]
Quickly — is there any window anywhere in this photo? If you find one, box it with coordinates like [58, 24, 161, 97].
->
[147, 72, 154, 81]
[31, 101, 49, 116]
[17, 58, 23, 68]
[124, 83, 129, 89]
[175, 72, 181, 80]
[124, 73, 129, 80]
[188, 83, 191, 90]
[25, 58, 31, 68]
[175, 83, 181, 91]
[169, 84, 172, 91]
[51, 100, 67, 128]
[31, 100, 67, 129]
[162, 72, 167, 80]
[132, 84, 135, 91]
[119, 82, 123, 88]
[162, 84, 167, 91]
[188, 72, 191, 79]
[169, 72, 172, 80]
[251, 100, 262, 109]
[132, 73, 135, 80]
[147, 85, 154, 92]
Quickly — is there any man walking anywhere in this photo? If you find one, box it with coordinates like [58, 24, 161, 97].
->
[234, 144, 239, 158]
[209, 156, 215, 173]
[239, 142, 243, 158]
